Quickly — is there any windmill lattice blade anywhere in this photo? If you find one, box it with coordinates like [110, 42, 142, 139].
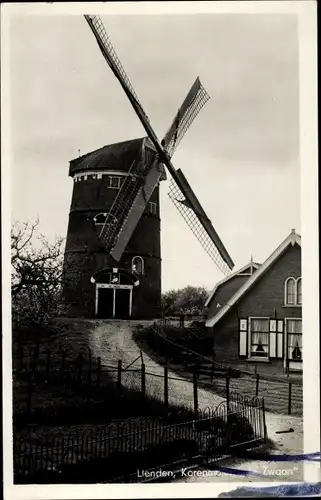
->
[162, 78, 210, 158]
[84, 15, 152, 129]
[99, 144, 158, 259]
[168, 178, 232, 276]
[111, 159, 163, 261]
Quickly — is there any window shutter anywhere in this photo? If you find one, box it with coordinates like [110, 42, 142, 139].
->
[269, 320, 277, 357]
[270, 320, 276, 332]
[239, 319, 247, 357]
[276, 320, 284, 358]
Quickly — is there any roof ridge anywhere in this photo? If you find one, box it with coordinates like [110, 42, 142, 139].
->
[205, 260, 260, 307]
[206, 230, 301, 326]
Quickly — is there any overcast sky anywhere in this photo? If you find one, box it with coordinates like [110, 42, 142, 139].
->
[9, 11, 300, 292]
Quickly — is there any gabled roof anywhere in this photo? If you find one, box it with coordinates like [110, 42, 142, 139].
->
[205, 261, 261, 307]
[206, 230, 301, 327]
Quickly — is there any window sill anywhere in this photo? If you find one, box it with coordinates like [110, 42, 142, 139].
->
[282, 305, 302, 308]
[246, 358, 270, 363]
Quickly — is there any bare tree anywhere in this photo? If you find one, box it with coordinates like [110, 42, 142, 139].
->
[11, 219, 65, 331]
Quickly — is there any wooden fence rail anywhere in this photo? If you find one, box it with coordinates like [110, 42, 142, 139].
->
[13, 343, 299, 417]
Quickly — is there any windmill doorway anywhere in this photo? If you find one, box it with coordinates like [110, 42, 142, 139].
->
[96, 284, 133, 319]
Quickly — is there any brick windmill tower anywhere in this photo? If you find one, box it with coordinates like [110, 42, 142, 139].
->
[63, 15, 235, 320]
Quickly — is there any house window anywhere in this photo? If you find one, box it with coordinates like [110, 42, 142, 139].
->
[284, 277, 302, 305]
[149, 202, 157, 215]
[132, 256, 144, 275]
[250, 318, 269, 358]
[286, 319, 302, 360]
[108, 176, 122, 189]
[285, 278, 296, 305]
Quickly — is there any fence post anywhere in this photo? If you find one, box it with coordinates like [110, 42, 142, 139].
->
[19, 345, 24, 371]
[32, 347, 38, 375]
[46, 349, 50, 375]
[164, 365, 169, 409]
[117, 360, 122, 394]
[61, 350, 66, 380]
[141, 362, 146, 397]
[35, 337, 40, 360]
[27, 372, 32, 416]
[255, 374, 260, 396]
[78, 354, 83, 384]
[193, 369, 198, 413]
[288, 381, 292, 415]
[211, 362, 214, 382]
[97, 357, 101, 388]
[88, 349, 92, 386]
[226, 372, 230, 411]
[262, 398, 268, 442]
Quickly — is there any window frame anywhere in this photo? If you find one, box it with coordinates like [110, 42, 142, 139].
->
[284, 277, 302, 306]
[285, 317, 302, 362]
[132, 256, 144, 275]
[149, 201, 157, 216]
[248, 316, 270, 359]
[93, 212, 107, 226]
[108, 176, 122, 189]
[93, 212, 117, 227]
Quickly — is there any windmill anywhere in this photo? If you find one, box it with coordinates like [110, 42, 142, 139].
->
[63, 15, 234, 320]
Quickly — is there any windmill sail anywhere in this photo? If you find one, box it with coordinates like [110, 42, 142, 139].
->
[99, 141, 160, 255]
[162, 78, 210, 158]
[84, 14, 235, 274]
[111, 157, 162, 261]
[84, 15, 160, 148]
[168, 170, 234, 274]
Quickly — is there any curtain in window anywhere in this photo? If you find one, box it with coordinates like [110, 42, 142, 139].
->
[250, 319, 269, 357]
[286, 278, 296, 304]
[287, 319, 302, 333]
[287, 319, 302, 360]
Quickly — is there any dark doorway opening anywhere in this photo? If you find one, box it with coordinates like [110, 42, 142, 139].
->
[115, 289, 130, 319]
[97, 288, 113, 318]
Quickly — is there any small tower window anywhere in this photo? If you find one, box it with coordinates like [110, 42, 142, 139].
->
[149, 202, 157, 215]
[93, 213, 117, 227]
[108, 176, 122, 189]
[132, 256, 144, 275]
[93, 213, 107, 225]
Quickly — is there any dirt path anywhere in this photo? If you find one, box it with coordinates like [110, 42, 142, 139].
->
[89, 321, 225, 409]
[89, 321, 303, 482]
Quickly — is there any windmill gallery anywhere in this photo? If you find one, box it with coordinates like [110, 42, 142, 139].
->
[63, 15, 235, 320]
